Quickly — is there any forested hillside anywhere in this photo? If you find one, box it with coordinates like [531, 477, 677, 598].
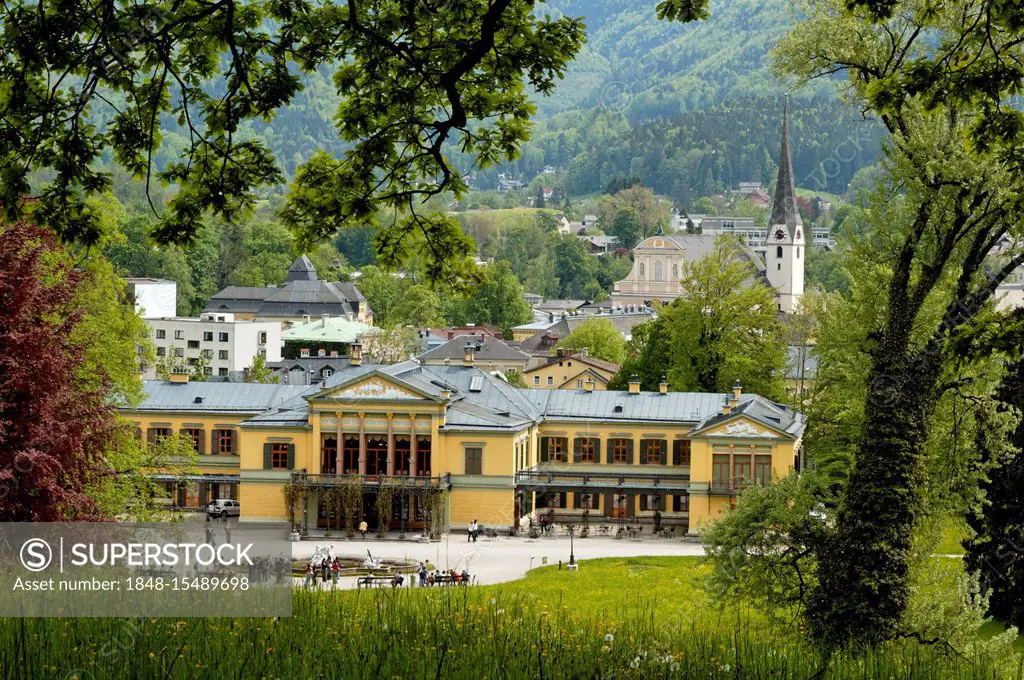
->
[138, 0, 881, 199]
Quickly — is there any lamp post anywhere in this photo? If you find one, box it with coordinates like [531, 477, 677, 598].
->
[568, 524, 576, 566]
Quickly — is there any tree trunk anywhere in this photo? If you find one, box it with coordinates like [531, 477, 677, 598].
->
[808, 346, 941, 647]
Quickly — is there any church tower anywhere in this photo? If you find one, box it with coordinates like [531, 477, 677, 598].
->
[765, 96, 805, 314]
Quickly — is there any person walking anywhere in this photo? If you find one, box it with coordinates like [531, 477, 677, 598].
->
[303, 562, 314, 589]
[359, 519, 368, 540]
[331, 559, 340, 589]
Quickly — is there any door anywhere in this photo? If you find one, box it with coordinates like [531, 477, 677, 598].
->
[611, 493, 630, 519]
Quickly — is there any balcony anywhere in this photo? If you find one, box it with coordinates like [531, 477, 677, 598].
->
[292, 472, 451, 491]
[515, 470, 690, 494]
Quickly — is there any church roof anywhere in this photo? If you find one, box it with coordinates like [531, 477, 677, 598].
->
[770, 96, 802, 236]
[205, 256, 367, 318]
[285, 255, 318, 282]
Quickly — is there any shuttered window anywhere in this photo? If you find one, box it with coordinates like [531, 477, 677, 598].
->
[672, 439, 691, 465]
[464, 447, 483, 475]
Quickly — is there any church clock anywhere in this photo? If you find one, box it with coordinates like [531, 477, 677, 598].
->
[774, 228, 786, 241]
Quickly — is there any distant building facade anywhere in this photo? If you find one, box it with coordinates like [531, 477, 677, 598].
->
[613, 100, 806, 314]
[126, 278, 177, 318]
[524, 350, 620, 390]
[205, 255, 372, 326]
[144, 312, 281, 379]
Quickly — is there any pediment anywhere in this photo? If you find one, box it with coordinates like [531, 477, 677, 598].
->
[699, 416, 782, 439]
[311, 373, 436, 402]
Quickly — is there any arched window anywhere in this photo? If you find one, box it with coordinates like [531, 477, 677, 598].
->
[321, 367, 333, 379]
[776, 246, 783, 258]
[639, 263, 645, 277]
[672, 263, 679, 279]
[654, 260, 664, 281]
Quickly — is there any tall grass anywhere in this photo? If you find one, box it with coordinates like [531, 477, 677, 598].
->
[0, 585, 1011, 679]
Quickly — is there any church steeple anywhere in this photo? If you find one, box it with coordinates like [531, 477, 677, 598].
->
[765, 94, 805, 315]
[770, 94, 802, 237]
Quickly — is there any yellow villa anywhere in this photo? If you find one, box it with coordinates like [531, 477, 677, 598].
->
[122, 345, 806, 535]
[524, 350, 620, 390]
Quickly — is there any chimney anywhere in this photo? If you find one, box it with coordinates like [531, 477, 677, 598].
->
[350, 341, 362, 366]
[584, 378, 595, 392]
[321, 314, 329, 327]
[330, 351, 339, 358]
[318, 348, 326, 357]
[732, 380, 742, 407]
[463, 342, 475, 368]
[303, 315, 311, 324]
[556, 348, 565, 358]
[169, 369, 190, 384]
[659, 375, 668, 395]
[548, 312, 553, 323]
[580, 347, 588, 357]
[441, 388, 451, 400]
[300, 348, 310, 358]
[628, 374, 640, 395]
[722, 395, 733, 415]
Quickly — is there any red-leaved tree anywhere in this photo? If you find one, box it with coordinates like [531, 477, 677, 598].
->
[0, 221, 120, 520]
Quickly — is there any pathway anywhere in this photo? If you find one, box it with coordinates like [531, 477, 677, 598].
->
[292, 532, 706, 589]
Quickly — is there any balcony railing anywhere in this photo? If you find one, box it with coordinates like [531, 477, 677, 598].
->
[292, 472, 451, 491]
[515, 470, 690, 493]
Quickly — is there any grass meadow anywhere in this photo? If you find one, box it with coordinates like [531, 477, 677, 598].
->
[0, 557, 1018, 679]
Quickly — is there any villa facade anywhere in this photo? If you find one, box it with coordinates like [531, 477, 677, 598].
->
[123, 346, 805, 536]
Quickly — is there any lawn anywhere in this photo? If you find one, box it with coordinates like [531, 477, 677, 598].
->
[1, 556, 1016, 679]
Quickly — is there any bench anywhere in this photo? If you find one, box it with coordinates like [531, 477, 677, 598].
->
[357, 575, 398, 588]
[420, 574, 471, 586]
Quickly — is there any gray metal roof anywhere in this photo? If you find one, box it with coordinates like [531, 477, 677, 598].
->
[418, 335, 530, 364]
[128, 363, 804, 438]
[130, 381, 312, 413]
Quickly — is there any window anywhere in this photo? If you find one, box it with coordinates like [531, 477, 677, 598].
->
[642, 439, 664, 464]
[175, 347, 184, 358]
[156, 347, 166, 357]
[156, 329, 166, 339]
[546, 376, 554, 386]
[673, 494, 689, 512]
[612, 439, 631, 464]
[672, 263, 679, 279]
[218, 350, 229, 360]
[174, 330, 184, 340]
[216, 430, 235, 455]
[322, 367, 334, 379]
[713, 454, 731, 488]
[542, 492, 564, 508]
[464, 447, 483, 475]
[394, 436, 411, 475]
[182, 428, 202, 452]
[653, 260, 664, 281]
[218, 368, 228, 376]
[219, 332, 229, 342]
[576, 379, 584, 389]
[755, 455, 773, 486]
[533, 376, 540, 386]
[342, 436, 360, 473]
[258, 331, 267, 344]
[640, 494, 663, 511]
[543, 437, 565, 463]
[417, 436, 432, 476]
[203, 332, 213, 341]
[271, 443, 290, 470]
[366, 437, 388, 475]
[146, 427, 172, 444]
[734, 457, 752, 486]
[321, 436, 337, 474]
[673, 439, 691, 466]
[776, 246, 783, 258]
[576, 493, 597, 510]
[201, 349, 213, 359]
[577, 437, 596, 463]
[639, 263, 645, 277]
[777, 263, 781, 271]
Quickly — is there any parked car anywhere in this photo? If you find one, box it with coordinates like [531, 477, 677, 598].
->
[207, 499, 240, 519]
